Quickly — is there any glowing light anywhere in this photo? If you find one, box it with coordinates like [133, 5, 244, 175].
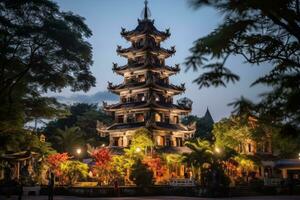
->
[101, 144, 106, 147]
[76, 148, 82, 155]
[215, 147, 221, 154]
[136, 147, 141, 153]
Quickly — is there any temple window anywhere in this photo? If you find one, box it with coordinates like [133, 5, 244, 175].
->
[138, 74, 145, 82]
[175, 137, 183, 147]
[155, 113, 162, 122]
[166, 137, 171, 146]
[248, 143, 252, 153]
[121, 97, 126, 103]
[128, 97, 134, 102]
[166, 96, 171, 103]
[155, 96, 160, 101]
[136, 113, 145, 122]
[174, 116, 179, 124]
[117, 115, 124, 123]
[136, 39, 144, 48]
[257, 143, 263, 153]
[127, 114, 134, 123]
[113, 137, 123, 146]
[238, 143, 244, 153]
[137, 93, 145, 101]
[157, 136, 165, 146]
[164, 115, 170, 123]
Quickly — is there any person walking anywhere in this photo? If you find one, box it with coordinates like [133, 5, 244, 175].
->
[114, 179, 120, 197]
[48, 172, 55, 200]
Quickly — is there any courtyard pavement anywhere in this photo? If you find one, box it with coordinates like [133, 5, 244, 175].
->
[1, 196, 300, 200]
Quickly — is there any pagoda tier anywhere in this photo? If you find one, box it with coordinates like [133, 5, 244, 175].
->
[104, 101, 191, 112]
[117, 45, 176, 59]
[112, 63, 180, 76]
[121, 19, 170, 43]
[107, 81, 185, 95]
[106, 121, 195, 133]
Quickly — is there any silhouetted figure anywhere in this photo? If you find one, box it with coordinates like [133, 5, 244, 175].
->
[114, 180, 120, 197]
[16, 179, 23, 200]
[48, 172, 55, 200]
[288, 175, 294, 195]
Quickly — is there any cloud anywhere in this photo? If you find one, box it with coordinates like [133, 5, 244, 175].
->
[54, 91, 118, 104]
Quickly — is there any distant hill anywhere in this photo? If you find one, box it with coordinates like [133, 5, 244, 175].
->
[54, 91, 118, 105]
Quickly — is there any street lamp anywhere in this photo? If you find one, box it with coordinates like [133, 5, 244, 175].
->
[76, 148, 82, 155]
[298, 152, 300, 160]
[215, 147, 221, 154]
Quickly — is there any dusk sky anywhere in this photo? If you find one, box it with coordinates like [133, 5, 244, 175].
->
[54, 0, 271, 121]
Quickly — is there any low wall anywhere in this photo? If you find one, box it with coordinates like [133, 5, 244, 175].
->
[40, 185, 205, 197]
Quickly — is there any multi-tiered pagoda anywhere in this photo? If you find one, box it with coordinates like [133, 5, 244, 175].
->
[102, 1, 195, 149]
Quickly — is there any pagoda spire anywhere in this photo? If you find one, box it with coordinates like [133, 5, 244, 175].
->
[143, 0, 150, 20]
[204, 107, 214, 124]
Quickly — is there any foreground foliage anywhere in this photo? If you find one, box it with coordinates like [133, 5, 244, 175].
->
[186, 0, 300, 128]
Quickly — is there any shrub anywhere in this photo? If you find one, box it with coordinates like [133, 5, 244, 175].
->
[60, 160, 88, 185]
[130, 159, 153, 187]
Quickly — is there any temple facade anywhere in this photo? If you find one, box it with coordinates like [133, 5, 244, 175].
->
[102, 1, 195, 149]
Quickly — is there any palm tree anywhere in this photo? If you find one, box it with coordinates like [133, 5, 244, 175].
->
[183, 139, 215, 184]
[183, 139, 237, 185]
[228, 96, 256, 117]
[53, 126, 84, 154]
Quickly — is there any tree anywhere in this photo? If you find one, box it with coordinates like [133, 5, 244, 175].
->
[0, 130, 54, 155]
[183, 138, 234, 188]
[130, 128, 154, 154]
[60, 160, 89, 185]
[90, 147, 117, 185]
[143, 156, 168, 182]
[185, 0, 300, 127]
[44, 103, 113, 148]
[0, 0, 95, 132]
[130, 159, 154, 187]
[272, 128, 300, 158]
[53, 126, 84, 154]
[182, 115, 214, 140]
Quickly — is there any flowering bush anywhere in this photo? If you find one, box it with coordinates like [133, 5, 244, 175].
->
[91, 147, 111, 167]
[46, 153, 70, 177]
[90, 147, 118, 185]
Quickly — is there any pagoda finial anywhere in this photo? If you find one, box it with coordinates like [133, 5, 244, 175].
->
[141, 0, 151, 20]
[144, 0, 148, 19]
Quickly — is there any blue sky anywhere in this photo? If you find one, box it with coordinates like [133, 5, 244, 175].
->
[54, 0, 271, 121]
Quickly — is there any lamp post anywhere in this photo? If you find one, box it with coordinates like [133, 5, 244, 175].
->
[76, 148, 82, 161]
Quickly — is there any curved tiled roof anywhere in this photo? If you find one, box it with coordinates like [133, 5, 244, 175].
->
[113, 63, 180, 75]
[117, 46, 175, 59]
[107, 122, 145, 131]
[108, 81, 185, 94]
[104, 101, 191, 112]
[121, 19, 170, 42]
